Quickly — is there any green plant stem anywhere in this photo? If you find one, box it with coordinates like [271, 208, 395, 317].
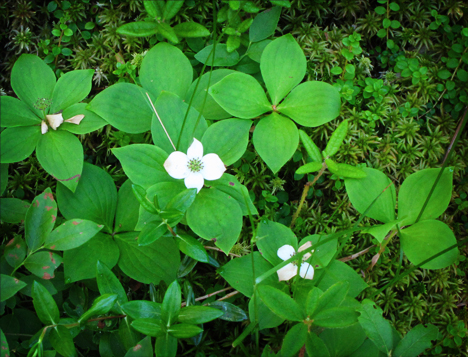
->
[290, 163, 327, 228]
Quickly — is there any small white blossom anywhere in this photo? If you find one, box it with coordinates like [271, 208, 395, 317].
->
[164, 138, 226, 193]
[277, 242, 314, 281]
[41, 113, 85, 134]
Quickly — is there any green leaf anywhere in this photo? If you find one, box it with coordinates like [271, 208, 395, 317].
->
[50, 325, 77, 357]
[50, 69, 94, 113]
[122, 301, 162, 320]
[437, 69, 451, 80]
[257, 285, 304, 321]
[163, 0, 184, 21]
[24, 251, 62, 279]
[0, 164, 7, 195]
[115, 233, 180, 285]
[60, 103, 107, 134]
[64, 233, 119, 283]
[0, 126, 41, 164]
[144, 0, 163, 18]
[299, 130, 322, 162]
[25, 188, 57, 251]
[261, 34, 306, 105]
[457, 69, 468, 82]
[152, 91, 207, 154]
[195, 44, 240, 67]
[393, 324, 438, 357]
[313, 307, 359, 328]
[185, 69, 235, 120]
[362, 220, 400, 243]
[319, 323, 367, 357]
[252, 113, 299, 173]
[306, 332, 331, 357]
[358, 300, 393, 354]
[0, 329, 10, 357]
[210, 301, 248, 322]
[132, 318, 165, 337]
[176, 234, 209, 263]
[133, 184, 158, 215]
[115, 179, 140, 233]
[124, 336, 153, 357]
[138, 219, 167, 246]
[168, 324, 203, 338]
[186, 189, 243, 254]
[247, 40, 272, 63]
[331, 163, 367, 178]
[219, 252, 279, 297]
[11, 54, 56, 117]
[155, 333, 177, 357]
[0, 275, 27, 302]
[162, 280, 181, 326]
[3, 236, 27, 268]
[348, 339, 387, 357]
[97, 261, 128, 314]
[113, 144, 170, 190]
[277, 81, 341, 127]
[309, 282, 349, 316]
[389, 2, 400, 11]
[155, 22, 179, 43]
[45, 219, 103, 250]
[299, 234, 338, 270]
[249, 6, 281, 42]
[256, 219, 298, 266]
[177, 306, 223, 324]
[88, 83, 153, 134]
[323, 120, 348, 157]
[270, 0, 290, 7]
[344, 167, 396, 223]
[78, 294, 118, 323]
[209, 72, 271, 119]
[36, 130, 83, 192]
[116, 21, 159, 37]
[0, 198, 29, 224]
[281, 323, 308, 357]
[57, 163, 117, 232]
[249, 291, 284, 329]
[226, 35, 241, 53]
[201, 119, 252, 166]
[173, 22, 210, 37]
[0, 96, 41, 127]
[398, 168, 453, 225]
[400, 220, 458, 269]
[32, 281, 60, 324]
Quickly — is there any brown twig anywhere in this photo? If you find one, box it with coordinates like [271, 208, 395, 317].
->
[442, 106, 468, 165]
[204, 246, 242, 257]
[215, 290, 239, 302]
[339, 245, 376, 262]
[181, 287, 233, 307]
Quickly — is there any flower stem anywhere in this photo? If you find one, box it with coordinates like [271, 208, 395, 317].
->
[145, 92, 176, 151]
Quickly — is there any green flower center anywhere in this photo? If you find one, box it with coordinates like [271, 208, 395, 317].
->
[34, 97, 52, 110]
[188, 158, 204, 173]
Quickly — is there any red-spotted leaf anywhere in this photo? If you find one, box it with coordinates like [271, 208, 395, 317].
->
[25, 188, 57, 251]
[0, 274, 27, 302]
[24, 251, 62, 280]
[44, 219, 104, 251]
[4, 236, 27, 268]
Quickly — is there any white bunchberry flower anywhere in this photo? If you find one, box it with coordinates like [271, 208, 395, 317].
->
[164, 138, 226, 193]
[277, 242, 314, 281]
[41, 113, 85, 134]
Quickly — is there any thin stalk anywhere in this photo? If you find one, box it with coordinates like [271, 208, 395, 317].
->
[145, 92, 176, 151]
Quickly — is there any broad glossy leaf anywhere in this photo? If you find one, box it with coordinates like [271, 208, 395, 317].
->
[247, 40, 272, 63]
[362, 220, 400, 243]
[0, 96, 41, 127]
[281, 323, 308, 357]
[176, 234, 209, 263]
[61, 103, 107, 134]
[64, 233, 119, 283]
[0, 275, 27, 302]
[314, 307, 359, 328]
[115, 233, 180, 285]
[45, 219, 103, 250]
[257, 285, 304, 321]
[168, 324, 203, 338]
[116, 21, 158, 37]
[398, 168, 453, 225]
[186, 189, 242, 254]
[253, 113, 299, 173]
[249, 6, 281, 42]
[25, 188, 57, 251]
[115, 179, 140, 233]
[36, 130, 83, 192]
[78, 294, 118, 323]
[32, 281, 60, 324]
[152, 91, 208, 154]
[393, 324, 438, 357]
[50, 325, 77, 357]
[11, 54, 56, 117]
[0, 126, 41, 164]
[97, 261, 128, 314]
[165, 188, 197, 215]
[24, 251, 62, 279]
[124, 336, 153, 357]
[208, 301, 247, 322]
[131, 319, 165, 337]
[162, 280, 181, 326]
[400, 220, 458, 269]
[141, 43, 192, 99]
[358, 300, 393, 354]
[177, 306, 223, 324]
[173, 22, 210, 37]
[345, 167, 396, 223]
[309, 282, 349, 316]
[0, 198, 29, 224]
[256, 220, 298, 266]
[278, 82, 341, 127]
[50, 69, 94, 113]
[4, 236, 27, 268]
[261, 34, 306, 105]
[185, 69, 235, 119]
[319, 323, 367, 357]
[57, 163, 117, 232]
[88, 83, 153, 133]
[113, 144, 170, 190]
[209, 72, 271, 119]
[195, 44, 240, 67]
[122, 301, 162, 320]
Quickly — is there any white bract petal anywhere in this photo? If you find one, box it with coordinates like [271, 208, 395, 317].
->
[46, 113, 64, 130]
[299, 262, 314, 280]
[64, 114, 85, 125]
[298, 241, 313, 261]
[277, 245, 296, 261]
[201, 154, 226, 180]
[164, 152, 189, 179]
[185, 172, 205, 193]
[187, 138, 203, 160]
[41, 120, 48, 134]
[277, 263, 298, 281]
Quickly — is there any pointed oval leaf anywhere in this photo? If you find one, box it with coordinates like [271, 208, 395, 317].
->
[124, 336, 153, 357]
[155, 22, 179, 44]
[175, 234, 209, 263]
[209, 72, 271, 119]
[313, 307, 359, 328]
[0, 275, 27, 302]
[278, 82, 341, 127]
[115, 179, 140, 233]
[162, 280, 181, 326]
[296, 162, 323, 175]
[260, 34, 306, 105]
[131, 318, 165, 337]
[257, 285, 304, 322]
[4, 236, 27, 268]
[122, 301, 162, 320]
[281, 323, 308, 357]
[333, 163, 367, 178]
[78, 293, 118, 324]
[323, 120, 348, 157]
[50, 69, 94, 113]
[116, 21, 159, 37]
[24, 251, 62, 280]
[0, 198, 30, 224]
[252, 113, 299, 173]
[97, 261, 128, 314]
[32, 281, 60, 325]
[256, 219, 298, 266]
[195, 44, 240, 67]
[177, 306, 223, 324]
[357, 300, 394, 354]
[0, 126, 41, 164]
[50, 325, 77, 357]
[299, 130, 322, 162]
[0, 96, 41, 127]
[309, 282, 349, 316]
[173, 22, 210, 38]
[60, 103, 107, 134]
[393, 324, 438, 357]
[249, 6, 281, 42]
[25, 188, 57, 251]
[211, 301, 249, 322]
[138, 219, 167, 246]
[45, 219, 103, 250]
[168, 324, 203, 338]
